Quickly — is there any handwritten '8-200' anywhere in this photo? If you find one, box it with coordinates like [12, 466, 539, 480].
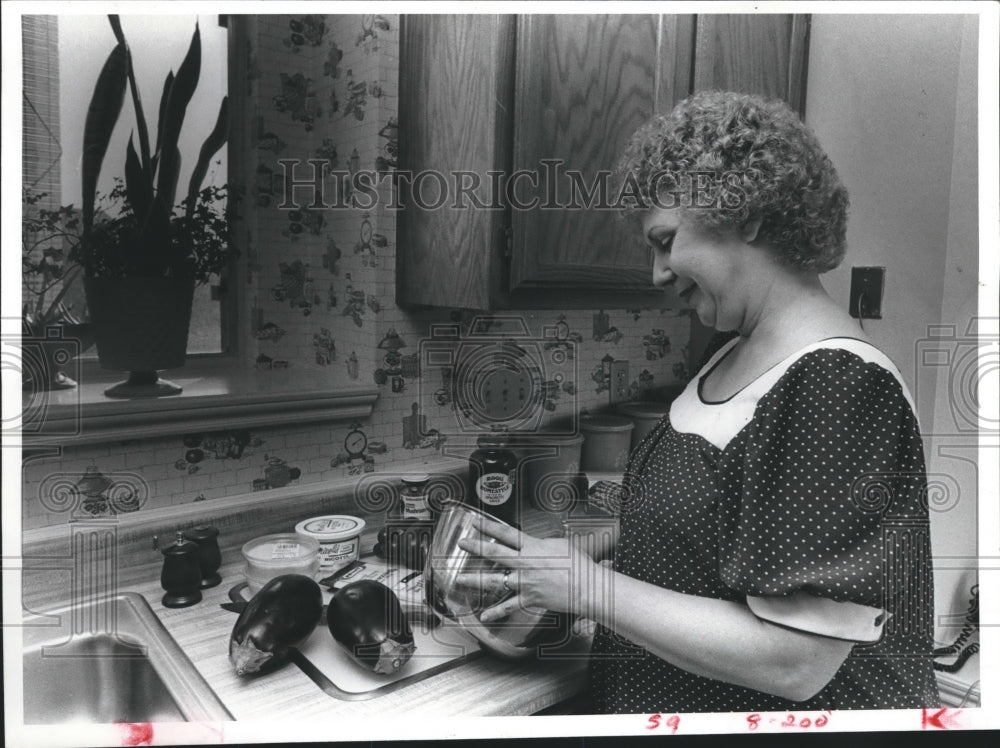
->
[747, 712, 831, 730]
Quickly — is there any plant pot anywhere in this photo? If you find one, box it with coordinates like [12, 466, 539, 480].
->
[84, 277, 195, 398]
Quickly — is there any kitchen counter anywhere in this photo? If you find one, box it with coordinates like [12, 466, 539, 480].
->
[133, 558, 592, 719]
[20, 465, 617, 721]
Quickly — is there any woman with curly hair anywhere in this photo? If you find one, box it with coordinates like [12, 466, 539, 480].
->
[461, 90, 939, 713]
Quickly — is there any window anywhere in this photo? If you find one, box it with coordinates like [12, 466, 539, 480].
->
[22, 14, 233, 356]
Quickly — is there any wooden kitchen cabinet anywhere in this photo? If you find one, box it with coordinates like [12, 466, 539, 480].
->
[508, 15, 693, 302]
[692, 14, 810, 117]
[397, 15, 516, 311]
[397, 14, 809, 311]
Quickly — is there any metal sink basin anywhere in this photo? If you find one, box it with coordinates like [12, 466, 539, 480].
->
[22, 593, 232, 724]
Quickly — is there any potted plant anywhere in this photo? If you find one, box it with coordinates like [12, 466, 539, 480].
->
[21, 190, 94, 391]
[72, 15, 235, 398]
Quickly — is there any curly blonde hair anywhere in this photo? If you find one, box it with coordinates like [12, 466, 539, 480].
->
[616, 90, 849, 273]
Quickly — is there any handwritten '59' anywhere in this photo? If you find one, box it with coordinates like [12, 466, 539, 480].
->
[645, 714, 681, 732]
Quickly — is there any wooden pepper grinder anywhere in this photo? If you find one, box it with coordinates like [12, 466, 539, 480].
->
[160, 531, 203, 608]
[183, 525, 222, 589]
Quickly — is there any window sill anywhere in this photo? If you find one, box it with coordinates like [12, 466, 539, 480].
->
[23, 359, 380, 446]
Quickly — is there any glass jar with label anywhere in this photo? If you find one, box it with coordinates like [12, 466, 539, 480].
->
[400, 474, 432, 520]
[468, 432, 519, 526]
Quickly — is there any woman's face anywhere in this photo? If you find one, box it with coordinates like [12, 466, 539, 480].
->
[642, 206, 751, 332]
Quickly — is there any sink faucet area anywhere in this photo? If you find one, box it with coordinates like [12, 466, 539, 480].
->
[21, 593, 233, 724]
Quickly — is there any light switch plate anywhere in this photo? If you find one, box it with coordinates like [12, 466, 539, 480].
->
[609, 360, 629, 405]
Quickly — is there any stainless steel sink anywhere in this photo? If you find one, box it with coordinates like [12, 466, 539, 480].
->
[22, 593, 232, 724]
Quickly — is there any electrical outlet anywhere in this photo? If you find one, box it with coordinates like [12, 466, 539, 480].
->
[849, 266, 884, 319]
[609, 360, 629, 405]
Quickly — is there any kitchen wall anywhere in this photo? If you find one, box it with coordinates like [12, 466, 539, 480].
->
[21, 14, 689, 530]
[806, 14, 982, 673]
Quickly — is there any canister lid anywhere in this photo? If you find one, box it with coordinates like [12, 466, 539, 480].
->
[295, 515, 366, 541]
[580, 414, 634, 433]
[615, 401, 671, 421]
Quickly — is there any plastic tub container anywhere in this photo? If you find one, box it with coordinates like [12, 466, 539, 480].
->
[294, 515, 366, 576]
[615, 401, 671, 450]
[512, 432, 585, 511]
[579, 415, 634, 473]
[242, 533, 320, 594]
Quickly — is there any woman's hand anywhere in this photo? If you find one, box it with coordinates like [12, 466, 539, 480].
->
[456, 518, 601, 622]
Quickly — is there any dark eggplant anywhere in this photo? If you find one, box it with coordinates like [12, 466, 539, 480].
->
[229, 574, 323, 676]
[327, 579, 415, 674]
[372, 519, 432, 570]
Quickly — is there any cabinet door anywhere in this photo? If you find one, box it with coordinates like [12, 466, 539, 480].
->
[397, 15, 515, 310]
[693, 14, 810, 115]
[509, 15, 693, 301]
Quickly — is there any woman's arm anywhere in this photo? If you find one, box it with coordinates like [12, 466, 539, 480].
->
[584, 564, 854, 702]
[567, 519, 618, 563]
[460, 521, 853, 703]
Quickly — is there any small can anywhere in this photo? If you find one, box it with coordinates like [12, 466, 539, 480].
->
[295, 515, 366, 576]
[400, 474, 432, 520]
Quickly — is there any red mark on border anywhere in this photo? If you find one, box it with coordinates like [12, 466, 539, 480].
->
[922, 708, 962, 730]
[747, 711, 831, 731]
[117, 723, 154, 746]
[645, 713, 681, 733]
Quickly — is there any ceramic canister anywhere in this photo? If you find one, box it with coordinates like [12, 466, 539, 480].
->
[579, 414, 634, 473]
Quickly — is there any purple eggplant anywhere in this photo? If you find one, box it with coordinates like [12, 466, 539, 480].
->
[373, 519, 432, 570]
[327, 580, 415, 674]
[229, 574, 322, 676]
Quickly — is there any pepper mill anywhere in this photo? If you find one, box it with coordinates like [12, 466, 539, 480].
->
[160, 531, 203, 608]
[183, 525, 223, 589]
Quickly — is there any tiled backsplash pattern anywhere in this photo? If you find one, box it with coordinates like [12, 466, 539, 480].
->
[22, 14, 690, 530]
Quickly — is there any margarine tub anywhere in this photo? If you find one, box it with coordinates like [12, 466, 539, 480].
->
[242, 533, 320, 593]
[295, 515, 366, 575]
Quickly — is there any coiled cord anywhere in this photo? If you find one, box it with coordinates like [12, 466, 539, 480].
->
[933, 584, 979, 673]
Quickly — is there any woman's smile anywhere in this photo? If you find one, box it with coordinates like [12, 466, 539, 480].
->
[642, 206, 745, 330]
[678, 282, 698, 301]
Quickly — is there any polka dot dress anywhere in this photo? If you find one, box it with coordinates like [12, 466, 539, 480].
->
[589, 338, 940, 713]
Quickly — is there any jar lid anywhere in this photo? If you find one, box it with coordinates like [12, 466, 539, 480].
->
[242, 533, 319, 564]
[580, 415, 634, 433]
[615, 402, 670, 420]
[401, 473, 430, 485]
[295, 515, 366, 541]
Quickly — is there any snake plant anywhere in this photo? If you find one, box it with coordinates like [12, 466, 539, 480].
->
[76, 15, 231, 279]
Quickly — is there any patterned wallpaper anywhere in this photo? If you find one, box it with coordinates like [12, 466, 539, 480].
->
[21, 14, 691, 530]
